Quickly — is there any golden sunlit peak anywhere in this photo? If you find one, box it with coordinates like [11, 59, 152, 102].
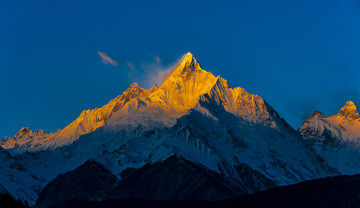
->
[180, 52, 196, 65]
[151, 84, 159, 89]
[185, 52, 194, 58]
[127, 82, 144, 90]
[338, 101, 360, 120]
[120, 82, 144, 96]
[341, 101, 358, 112]
[344, 101, 356, 108]
[170, 52, 200, 74]
[129, 82, 140, 87]
[215, 75, 231, 88]
[183, 52, 196, 62]
[311, 111, 326, 118]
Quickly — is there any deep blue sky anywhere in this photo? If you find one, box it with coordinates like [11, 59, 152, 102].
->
[1, 0, 360, 137]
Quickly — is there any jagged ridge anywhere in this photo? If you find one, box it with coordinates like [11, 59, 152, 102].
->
[1, 52, 287, 153]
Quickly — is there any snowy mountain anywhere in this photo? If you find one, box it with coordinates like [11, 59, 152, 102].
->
[0, 53, 339, 206]
[299, 101, 360, 174]
[300, 101, 360, 142]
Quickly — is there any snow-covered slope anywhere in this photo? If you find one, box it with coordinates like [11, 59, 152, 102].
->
[299, 101, 360, 174]
[0, 52, 338, 205]
[0, 147, 44, 203]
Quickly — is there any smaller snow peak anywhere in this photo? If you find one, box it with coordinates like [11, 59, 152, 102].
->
[150, 84, 159, 91]
[345, 101, 357, 109]
[146, 84, 159, 94]
[311, 111, 327, 118]
[114, 82, 144, 100]
[14, 127, 37, 137]
[129, 82, 140, 89]
[80, 109, 90, 116]
[216, 76, 230, 88]
[337, 101, 360, 120]
[34, 129, 47, 136]
[19, 127, 31, 133]
[124, 82, 144, 94]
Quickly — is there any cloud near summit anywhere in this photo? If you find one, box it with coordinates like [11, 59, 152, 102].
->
[97, 51, 118, 66]
[127, 54, 185, 89]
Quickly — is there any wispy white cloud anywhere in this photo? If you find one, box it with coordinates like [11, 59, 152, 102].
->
[154, 56, 161, 64]
[126, 61, 135, 70]
[128, 55, 184, 88]
[97, 51, 118, 66]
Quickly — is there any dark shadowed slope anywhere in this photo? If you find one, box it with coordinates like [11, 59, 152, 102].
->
[36, 160, 117, 208]
[38, 155, 254, 208]
[0, 194, 29, 208]
[106, 155, 247, 201]
[50, 174, 360, 208]
[220, 174, 360, 208]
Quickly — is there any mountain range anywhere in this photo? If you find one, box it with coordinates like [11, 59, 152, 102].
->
[1, 53, 359, 207]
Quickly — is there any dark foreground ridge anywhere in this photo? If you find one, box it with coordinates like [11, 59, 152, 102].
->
[49, 174, 360, 208]
[0, 193, 30, 208]
[37, 155, 248, 208]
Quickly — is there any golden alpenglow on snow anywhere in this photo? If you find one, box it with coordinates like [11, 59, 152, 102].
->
[1, 53, 282, 153]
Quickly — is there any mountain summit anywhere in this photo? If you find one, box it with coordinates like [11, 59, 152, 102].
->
[337, 101, 360, 120]
[169, 52, 201, 74]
